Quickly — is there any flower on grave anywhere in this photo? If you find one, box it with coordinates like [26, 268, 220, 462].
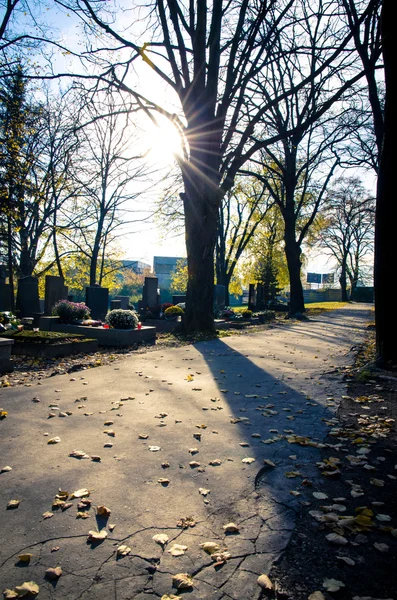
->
[52, 300, 91, 324]
[105, 309, 139, 330]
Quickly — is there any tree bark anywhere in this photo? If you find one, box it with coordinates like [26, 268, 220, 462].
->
[284, 218, 305, 315]
[375, 0, 395, 364]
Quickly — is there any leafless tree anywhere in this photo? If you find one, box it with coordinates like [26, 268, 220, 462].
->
[317, 177, 375, 301]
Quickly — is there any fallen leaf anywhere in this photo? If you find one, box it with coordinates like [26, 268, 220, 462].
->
[138, 434, 148, 439]
[14, 581, 39, 597]
[374, 542, 389, 553]
[168, 543, 188, 556]
[87, 530, 108, 542]
[308, 592, 325, 600]
[7, 500, 20, 509]
[1, 466, 12, 473]
[337, 556, 355, 566]
[177, 516, 196, 528]
[18, 554, 32, 563]
[323, 578, 345, 592]
[223, 522, 239, 533]
[97, 505, 111, 518]
[42, 511, 54, 519]
[242, 457, 255, 464]
[153, 533, 169, 547]
[71, 488, 90, 499]
[199, 488, 210, 497]
[257, 574, 273, 590]
[116, 545, 131, 556]
[200, 542, 220, 555]
[76, 512, 90, 519]
[313, 492, 328, 500]
[2, 590, 18, 599]
[161, 595, 179, 600]
[209, 459, 222, 466]
[263, 459, 276, 467]
[325, 533, 348, 545]
[172, 573, 193, 589]
[69, 450, 90, 459]
[45, 567, 62, 580]
[149, 446, 161, 452]
[47, 437, 61, 444]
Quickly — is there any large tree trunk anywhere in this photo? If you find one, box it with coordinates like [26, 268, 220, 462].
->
[284, 216, 305, 316]
[182, 180, 221, 333]
[375, 0, 395, 364]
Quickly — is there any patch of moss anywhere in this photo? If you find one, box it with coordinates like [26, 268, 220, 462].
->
[0, 330, 87, 344]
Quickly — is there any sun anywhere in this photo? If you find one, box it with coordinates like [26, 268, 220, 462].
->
[145, 115, 184, 167]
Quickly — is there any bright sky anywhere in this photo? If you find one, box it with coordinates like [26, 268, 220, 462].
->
[21, 3, 376, 277]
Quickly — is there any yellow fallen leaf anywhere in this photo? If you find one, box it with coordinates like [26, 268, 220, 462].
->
[223, 522, 239, 533]
[172, 573, 193, 589]
[152, 533, 169, 546]
[45, 567, 62, 580]
[87, 530, 107, 542]
[257, 574, 273, 590]
[14, 581, 39, 597]
[71, 488, 90, 498]
[116, 545, 131, 556]
[200, 542, 220, 555]
[42, 511, 54, 519]
[168, 543, 188, 556]
[7, 499, 20, 509]
[1, 466, 12, 473]
[47, 436, 61, 444]
[3, 590, 18, 599]
[18, 554, 32, 563]
[97, 505, 111, 517]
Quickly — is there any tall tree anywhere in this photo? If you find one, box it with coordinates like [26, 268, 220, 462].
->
[216, 176, 273, 306]
[62, 0, 369, 331]
[316, 178, 374, 301]
[59, 90, 149, 286]
[374, 0, 394, 364]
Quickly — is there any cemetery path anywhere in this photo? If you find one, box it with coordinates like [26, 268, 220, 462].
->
[0, 304, 374, 600]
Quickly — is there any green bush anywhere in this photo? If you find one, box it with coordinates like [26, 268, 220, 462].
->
[52, 300, 90, 324]
[105, 309, 139, 329]
[241, 309, 253, 318]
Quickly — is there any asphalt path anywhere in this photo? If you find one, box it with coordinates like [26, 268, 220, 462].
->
[0, 303, 373, 599]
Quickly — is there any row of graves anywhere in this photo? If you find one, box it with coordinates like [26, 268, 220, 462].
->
[0, 272, 158, 372]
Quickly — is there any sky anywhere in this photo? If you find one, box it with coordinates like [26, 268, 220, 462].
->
[16, 2, 377, 279]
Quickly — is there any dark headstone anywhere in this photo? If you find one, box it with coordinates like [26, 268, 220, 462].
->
[142, 277, 159, 308]
[0, 282, 12, 311]
[248, 284, 257, 311]
[256, 283, 265, 308]
[110, 299, 122, 311]
[214, 284, 226, 310]
[85, 286, 109, 321]
[44, 275, 68, 315]
[114, 295, 130, 309]
[16, 276, 41, 317]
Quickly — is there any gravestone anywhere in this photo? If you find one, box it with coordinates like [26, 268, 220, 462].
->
[114, 295, 130, 309]
[0, 265, 12, 311]
[110, 299, 122, 311]
[248, 284, 257, 311]
[85, 286, 109, 321]
[172, 295, 186, 305]
[44, 275, 68, 315]
[213, 284, 226, 311]
[256, 283, 265, 308]
[16, 276, 41, 317]
[142, 277, 159, 308]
